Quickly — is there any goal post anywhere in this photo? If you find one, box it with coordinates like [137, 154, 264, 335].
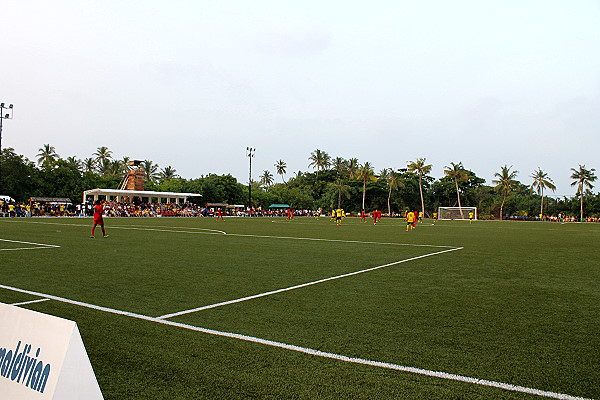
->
[438, 207, 477, 220]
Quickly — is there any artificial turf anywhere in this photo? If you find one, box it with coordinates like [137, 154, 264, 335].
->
[0, 217, 598, 399]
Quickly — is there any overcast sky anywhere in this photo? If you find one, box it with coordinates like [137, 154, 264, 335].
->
[2, 1, 599, 196]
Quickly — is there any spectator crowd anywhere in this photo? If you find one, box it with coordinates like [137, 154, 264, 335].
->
[1, 199, 599, 222]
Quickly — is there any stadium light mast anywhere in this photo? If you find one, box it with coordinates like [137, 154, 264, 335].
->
[246, 147, 255, 208]
[0, 103, 14, 194]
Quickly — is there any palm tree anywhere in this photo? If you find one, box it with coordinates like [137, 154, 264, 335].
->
[109, 159, 125, 175]
[65, 156, 82, 171]
[97, 158, 113, 176]
[260, 170, 274, 187]
[381, 168, 403, 216]
[407, 158, 432, 218]
[142, 160, 160, 183]
[83, 157, 96, 173]
[332, 157, 346, 175]
[492, 165, 519, 220]
[356, 162, 377, 210]
[570, 164, 597, 221]
[329, 178, 351, 209]
[308, 149, 331, 178]
[93, 146, 113, 165]
[36, 144, 59, 168]
[275, 160, 287, 184]
[121, 157, 132, 173]
[444, 162, 469, 217]
[530, 168, 556, 217]
[159, 166, 178, 180]
[346, 158, 359, 179]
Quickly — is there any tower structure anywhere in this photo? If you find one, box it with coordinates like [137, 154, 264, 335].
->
[119, 160, 146, 191]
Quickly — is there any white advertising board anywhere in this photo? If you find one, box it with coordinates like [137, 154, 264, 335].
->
[0, 303, 103, 399]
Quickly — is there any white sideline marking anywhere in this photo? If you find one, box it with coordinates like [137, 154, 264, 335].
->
[0, 238, 61, 251]
[0, 284, 590, 400]
[10, 298, 51, 306]
[0, 220, 228, 235]
[157, 247, 463, 319]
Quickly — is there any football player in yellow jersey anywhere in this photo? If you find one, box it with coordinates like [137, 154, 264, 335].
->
[469, 211, 474, 224]
[335, 208, 344, 226]
[406, 211, 416, 231]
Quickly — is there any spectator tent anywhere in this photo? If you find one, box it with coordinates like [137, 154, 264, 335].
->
[268, 204, 290, 209]
[83, 189, 201, 204]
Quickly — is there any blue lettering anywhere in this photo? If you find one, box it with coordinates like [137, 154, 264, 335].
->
[11, 349, 23, 381]
[30, 361, 42, 390]
[37, 364, 51, 393]
[0, 342, 52, 393]
[1, 350, 12, 378]
[16, 344, 30, 383]
[9, 341, 21, 381]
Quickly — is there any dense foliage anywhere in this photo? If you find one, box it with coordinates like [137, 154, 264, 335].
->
[1, 146, 598, 218]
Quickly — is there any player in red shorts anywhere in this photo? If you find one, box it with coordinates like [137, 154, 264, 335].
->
[215, 208, 224, 221]
[91, 200, 108, 238]
[360, 209, 367, 223]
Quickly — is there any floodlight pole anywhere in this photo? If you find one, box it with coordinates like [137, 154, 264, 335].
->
[0, 103, 14, 194]
[246, 147, 255, 208]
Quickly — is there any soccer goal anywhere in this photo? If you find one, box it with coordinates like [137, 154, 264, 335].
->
[438, 207, 477, 220]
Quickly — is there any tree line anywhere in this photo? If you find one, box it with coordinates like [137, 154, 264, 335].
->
[1, 145, 598, 219]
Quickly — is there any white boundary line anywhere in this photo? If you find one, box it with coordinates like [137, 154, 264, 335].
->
[9, 298, 51, 306]
[225, 233, 455, 248]
[0, 220, 227, 236]
[0, 238, 61, 251]
[0, 284, 591, 400]
[157, 247, 463, 319]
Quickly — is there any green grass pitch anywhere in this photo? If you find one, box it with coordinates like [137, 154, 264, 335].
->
[0, 217, 598, 399]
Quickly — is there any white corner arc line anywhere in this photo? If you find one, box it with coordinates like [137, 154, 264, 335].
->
[157, 247, 463, 319]
[108, 226, 227, 235]
[0, 284, 590, 400]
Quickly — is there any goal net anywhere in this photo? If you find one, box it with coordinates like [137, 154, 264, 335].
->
[438, 207, 477, 220]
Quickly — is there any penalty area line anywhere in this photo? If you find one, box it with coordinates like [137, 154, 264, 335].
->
[157, 247, 463, 319]
[226, 232, 455, 248]
[0, 284, 590, 400]
[0, 238, 61, 251]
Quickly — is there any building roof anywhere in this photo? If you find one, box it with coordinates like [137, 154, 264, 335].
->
[83, 188, 201, 198]
[29, 197, 72, 203]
